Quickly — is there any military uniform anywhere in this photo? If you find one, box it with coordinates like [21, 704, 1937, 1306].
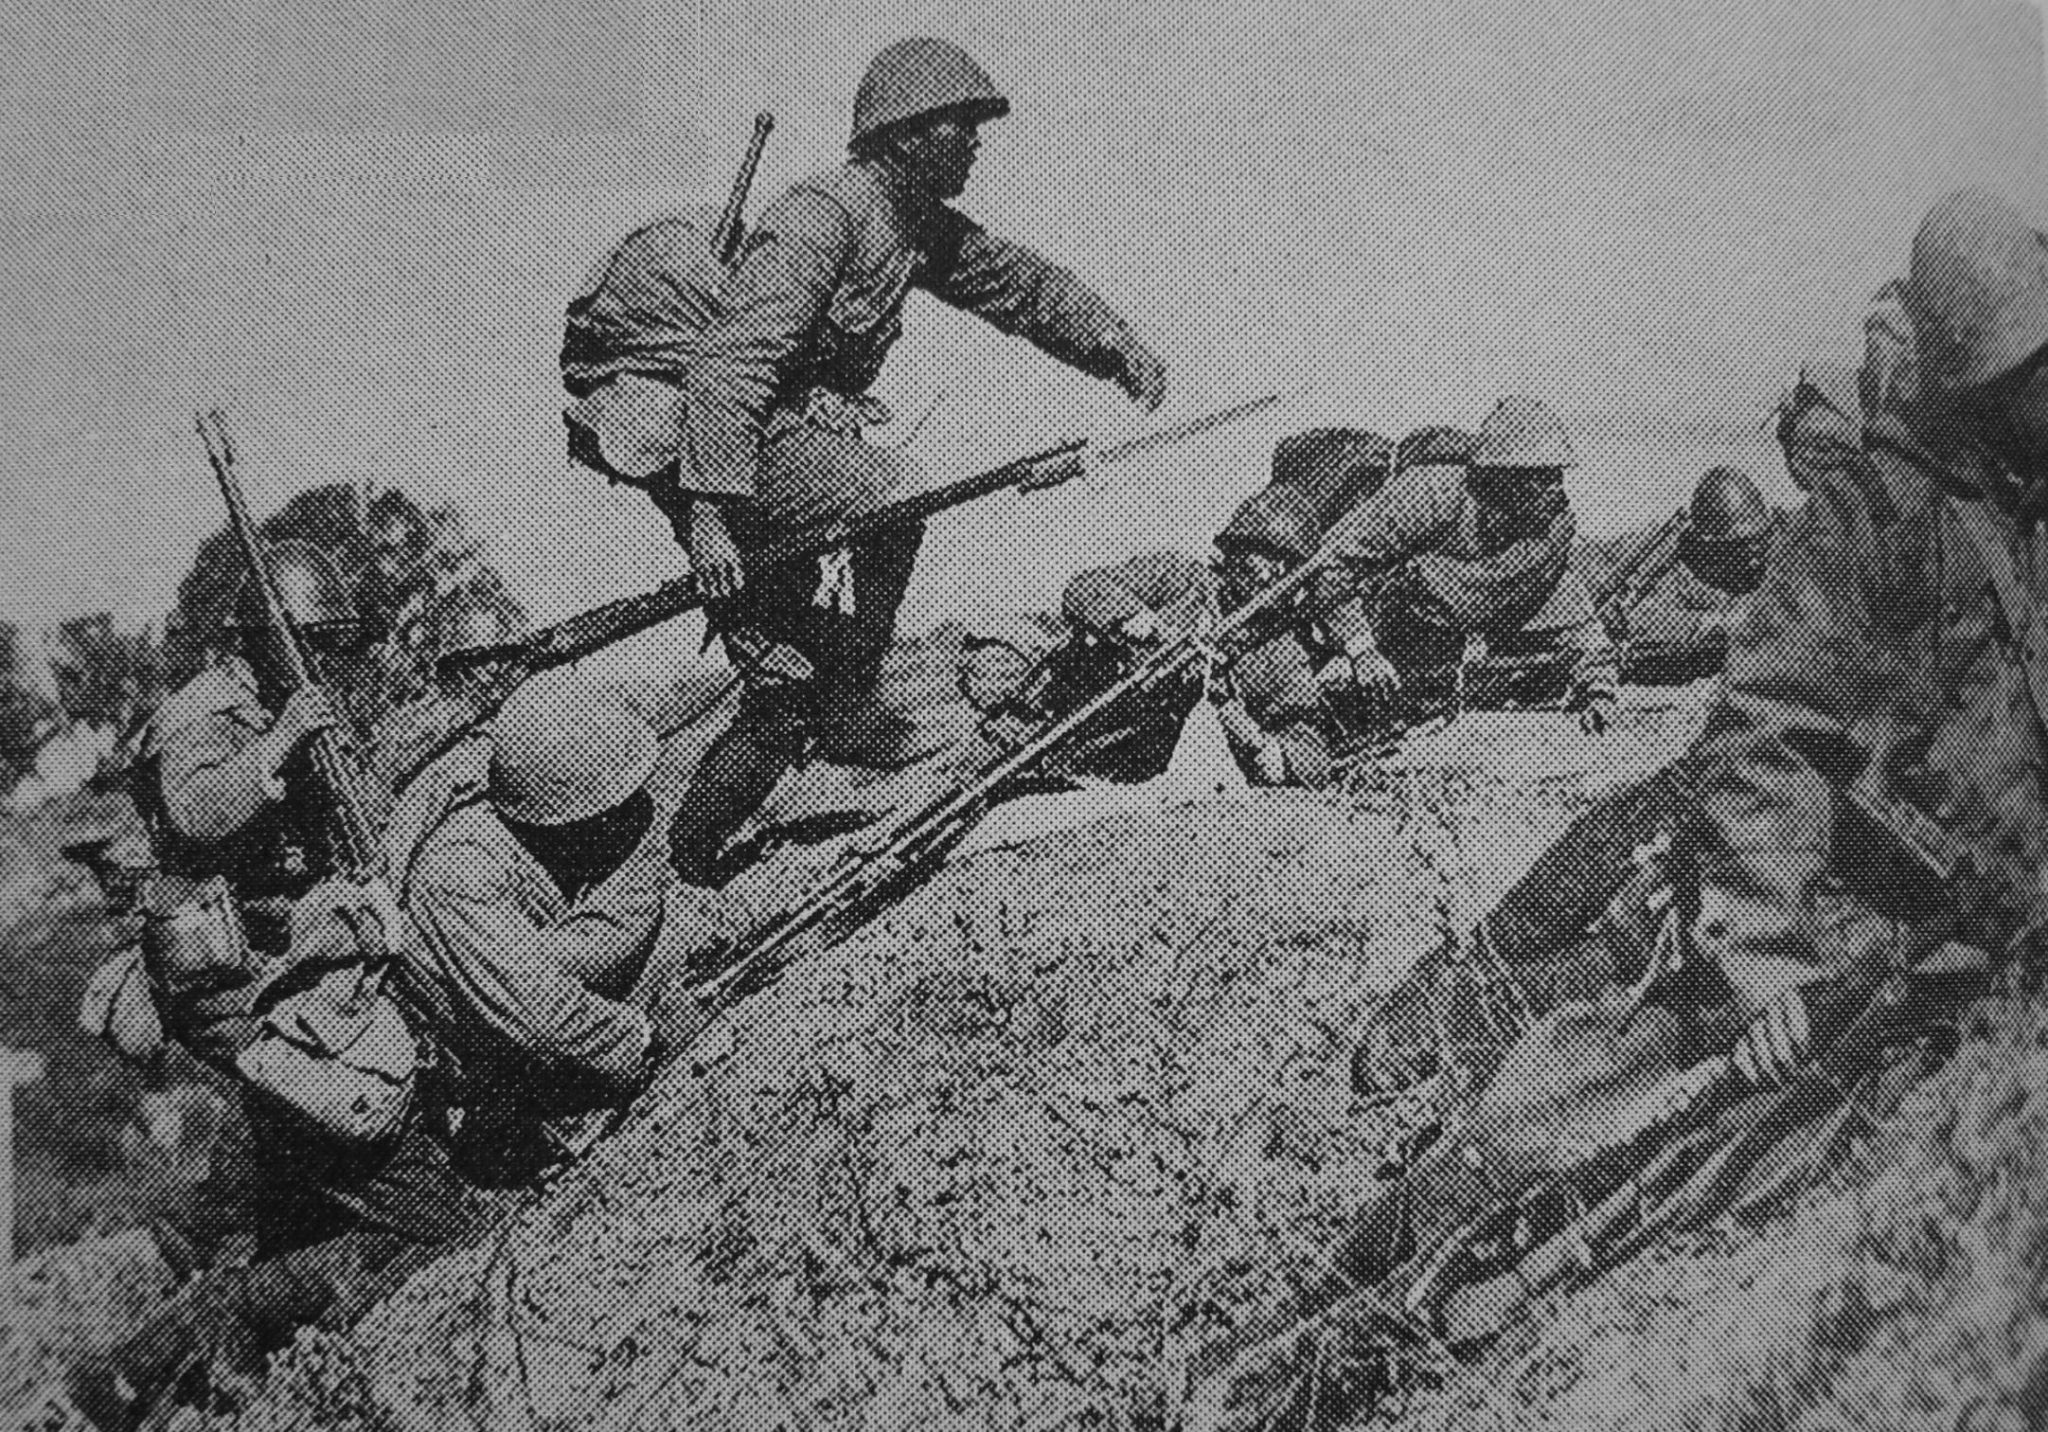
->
[385, 733, 668, 1119]
[76, 650, 486, 1432]
[1325, 462, 1619, 712]
[1339, 191, 2048, 1299]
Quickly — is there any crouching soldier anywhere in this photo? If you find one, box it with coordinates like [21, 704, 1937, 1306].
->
[1602, 465, 1780, 685]
[560, 37, 1167, 886]
[1337, 187, 2048, 1307]
[68, 542, 488, 1431]
[386, 674, 723, 1180]
[957, 429, 1392, 788]
[1321, 397, 1620, 733]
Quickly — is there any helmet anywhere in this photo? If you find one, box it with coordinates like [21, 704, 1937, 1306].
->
[489, 673, 660, 827]
[1215, 485, 1322, 561]
[850, 39, 1010, 151]
[1906, 188, 2048, 392]
[1469, 396, 1577, 471]
[225, 540, 365, 639]
[1395, 426, 1479, 471]
[1679, 467, 1774, 595]
[1685, 467, 1773, 542]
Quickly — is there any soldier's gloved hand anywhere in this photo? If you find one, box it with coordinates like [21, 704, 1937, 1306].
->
[1335, 645, 1402, 699]
[1118, 608, 1161, 646]
[1733, 987, 1812, 1088]
[1106, 329, 1168, 413]
[269, 685, 339, 760]
[685, 500, 746, 601]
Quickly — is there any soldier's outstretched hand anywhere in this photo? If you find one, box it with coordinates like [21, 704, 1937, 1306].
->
[1110, 331, 1168, 413]
[1733, 986, 1811, 1088]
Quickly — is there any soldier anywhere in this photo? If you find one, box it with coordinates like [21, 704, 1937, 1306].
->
[958, 429, 1392, 788]
[1321, 396, 1620, 733]
[385, 674, 723, 1178]
[68, 541, 488, 1430]
[1597, 465, 1780, 682]
[1335, 187, 2048, 1299]
[560, 37, 1167, 884]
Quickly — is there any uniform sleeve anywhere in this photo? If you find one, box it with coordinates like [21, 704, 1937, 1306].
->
[675, 191, 856, 502]
[550, 837, 668, 999]
[921, 211, 1131, 378]
[1313, 467, 1464, 646]
[157, 709, 276, 843]
[1686, 475, 1909, 1017]
[1623, 567, 1727, 649]
[405, 835, 654, 1087]
[1061, 551, 1206, 634]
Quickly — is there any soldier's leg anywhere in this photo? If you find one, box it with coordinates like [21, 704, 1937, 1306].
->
[1352, 747, 1708, 1098]
[669, 678, 813, 885]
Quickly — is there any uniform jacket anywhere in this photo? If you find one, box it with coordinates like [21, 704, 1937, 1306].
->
[1058, 552, 1353, 788]
[384, 737, 663, 1097]
[1688, 416, 2048, 1019]
[1324, 464, 1617, 697]
[134, 658, 323, 1067]
[564, 160, 1131, 508]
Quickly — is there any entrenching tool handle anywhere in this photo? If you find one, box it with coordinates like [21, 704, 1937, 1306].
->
[714, 113, 773, 266]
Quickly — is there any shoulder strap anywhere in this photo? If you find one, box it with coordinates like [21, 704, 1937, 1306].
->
[1949, 497, 2048, 739]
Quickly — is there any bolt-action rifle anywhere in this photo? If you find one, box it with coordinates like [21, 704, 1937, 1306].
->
[713, 113, 774, 264]
[195, 410, 391, 890]
[665, 469, 1337, 1033]
[1183, 780, 2039, 1432]
[439, 395, 1280, 685]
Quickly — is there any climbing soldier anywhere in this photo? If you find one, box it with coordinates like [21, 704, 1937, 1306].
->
[560, 37, 1168, 885]
[1319, 396, 1621, 732]
[68, 541, 488, 1430]
[385, 674, 728, 1181]
[1597, 464, 1780, 684]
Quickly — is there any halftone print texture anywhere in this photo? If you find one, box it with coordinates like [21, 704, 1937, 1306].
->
[4, 3, 2047, 1430]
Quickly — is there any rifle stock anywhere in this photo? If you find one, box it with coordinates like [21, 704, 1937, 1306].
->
[438, 437, 1087, 683]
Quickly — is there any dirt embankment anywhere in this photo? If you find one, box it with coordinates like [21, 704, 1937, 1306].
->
[308, 705, 1701, 1432]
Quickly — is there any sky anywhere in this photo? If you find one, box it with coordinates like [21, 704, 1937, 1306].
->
[1, 0, 2043, 685]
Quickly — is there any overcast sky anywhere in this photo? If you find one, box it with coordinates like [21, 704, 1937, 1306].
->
[1, 0, 2043, 669]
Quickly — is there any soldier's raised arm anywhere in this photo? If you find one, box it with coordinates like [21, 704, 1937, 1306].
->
[920, 209, 1165, 409]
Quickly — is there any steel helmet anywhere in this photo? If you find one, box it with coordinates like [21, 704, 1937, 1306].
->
[1685, 467, 1773, 543]
[850, 38, 1010, 151]
[489, 673, 660, 827]
[1906, 188, 2048, 392]
[1469, 396, 1577, 471]
[225, 540, 366, 639]
[1396, 426, 1480, 472]
[1215, 484, 1322, 561]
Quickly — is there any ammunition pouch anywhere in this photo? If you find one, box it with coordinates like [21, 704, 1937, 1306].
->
[77, 944, 165, 1065]
[141, 876, 255, 996]
[233, 879, 419, 1147]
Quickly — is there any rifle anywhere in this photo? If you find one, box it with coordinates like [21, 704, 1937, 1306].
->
[194, 410, 389, 886]
[439, 394, 1281, 683]
[713, 113, 774, 265]
[1592, 508, 1686, 628]
[671, 485, 1348, 1034]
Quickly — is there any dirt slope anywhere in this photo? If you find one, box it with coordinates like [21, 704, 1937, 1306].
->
[302, 701, 1705, 1432]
